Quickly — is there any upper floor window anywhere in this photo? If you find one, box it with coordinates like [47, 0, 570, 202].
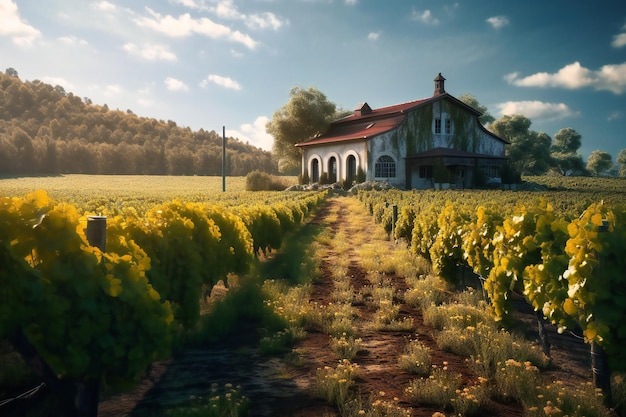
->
[375, 155, 396, 178]
[445, 119, 452, 134]
[434, 118, 441, 134]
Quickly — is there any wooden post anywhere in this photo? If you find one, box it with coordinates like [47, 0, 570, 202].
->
[392, 204, 398, 241]
[592, 219, 611, 405]
[85, 216, 106, 251]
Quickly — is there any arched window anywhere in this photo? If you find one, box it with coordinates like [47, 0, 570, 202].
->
[375, 155, 396, 178]
[346, 155, 357, 183]
[311, 159, 319, 182]
[329, 157, 337, 183]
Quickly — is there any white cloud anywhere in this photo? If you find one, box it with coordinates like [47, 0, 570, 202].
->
[134, 8, 257, 49]
[123, 42, 177, 61]
[368, 32, 380, 41]
[41, 76, 74, 91]
[58, 35, 88, 46]
[227, 116, 274, 151]
[200, 74, 242, 91]
[209, 0, 285, 31]
[91, 1, 116, 12]
[495, 100, 578, 121]
[165, 77, 189, 92]
[0, 0, 41, 46]
[505, 61, 626, 94]
[104, 84, 123, 97]
[411, 9, 439, 25]
[486, 16, 509, 30]
[613, 32, 626, 48]
[607, 110, 623, 121]
[173, 0, 201, 9]
[345, 0, 358, 5]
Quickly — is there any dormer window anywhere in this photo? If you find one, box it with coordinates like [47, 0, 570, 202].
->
[445, 119, 451, 134]
[434, 118, 441, 134]
[354, 102, 372, 116]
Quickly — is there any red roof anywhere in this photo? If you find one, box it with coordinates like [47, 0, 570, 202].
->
[296, 98, 430, 147]
[295, 92, 507, 148]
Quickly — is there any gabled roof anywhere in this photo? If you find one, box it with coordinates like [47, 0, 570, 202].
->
[295, 97, 431, 147]
[295, 92, 506, 148]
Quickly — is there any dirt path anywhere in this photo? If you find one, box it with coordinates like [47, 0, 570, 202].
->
[99, 196, 594, 417]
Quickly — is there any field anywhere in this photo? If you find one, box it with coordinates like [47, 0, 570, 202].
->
[1, 175, 625, 417]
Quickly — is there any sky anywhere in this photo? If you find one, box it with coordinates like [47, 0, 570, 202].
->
[1, 0, 626, 161]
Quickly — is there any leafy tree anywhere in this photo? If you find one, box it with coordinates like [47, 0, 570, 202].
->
[586, 150, 613, 176]
[552, 127, 581, 153]
[551, 152, 586, 176]
[0, 72, 278, 175]
[458, 93, 495, 125]
[490, 114, 552, 175]
[5, 67, 19, 78]
[266, 87, 338, 174]
[617, 149, 626, 178]
[550, 128, 586, 176]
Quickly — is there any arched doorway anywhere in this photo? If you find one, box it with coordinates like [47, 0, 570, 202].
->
[347, 155, 357, 183]
[311, 159, 319, 183]
[329, 157, 337, 183]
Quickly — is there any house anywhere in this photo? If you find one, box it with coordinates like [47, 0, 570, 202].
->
[295, 74, 509, 189]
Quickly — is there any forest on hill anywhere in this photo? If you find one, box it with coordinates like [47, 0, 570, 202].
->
[0, 70, 277, 176]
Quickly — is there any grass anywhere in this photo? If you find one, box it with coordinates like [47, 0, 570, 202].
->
[313, 359, 360, 406]
[0, 174, 299, 212]
[163, 383, 249, 417]
[397, 338, 432, 376]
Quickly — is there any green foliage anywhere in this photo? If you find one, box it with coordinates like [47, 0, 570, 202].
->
[245, 170, 289, 191]
[587, 150, 614, 176]
[0, 191, 174, 386]
[617, 149, 626, 177]
[267, 86, 339, 173]
[563, 203, 626, 370]
[490, 114, 552, 175]
[0, 72, 276, 175]
[457, 93, 495, 125]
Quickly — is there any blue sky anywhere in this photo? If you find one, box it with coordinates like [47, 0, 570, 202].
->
[2, 0, 625, 160]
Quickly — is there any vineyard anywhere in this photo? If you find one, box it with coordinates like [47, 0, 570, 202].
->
[1, 175, 626, 416]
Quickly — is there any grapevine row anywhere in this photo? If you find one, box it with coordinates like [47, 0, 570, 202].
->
[0, 189, 327, 413]
[356, 189, 626, 374]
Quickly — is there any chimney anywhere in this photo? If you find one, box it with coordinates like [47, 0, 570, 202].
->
[433, 73, 446, 96]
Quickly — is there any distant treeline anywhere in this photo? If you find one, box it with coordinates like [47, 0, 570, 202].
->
[0, 70, 277, 176]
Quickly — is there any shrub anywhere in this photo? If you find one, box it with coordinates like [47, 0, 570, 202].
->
[245, 170, 288, 191]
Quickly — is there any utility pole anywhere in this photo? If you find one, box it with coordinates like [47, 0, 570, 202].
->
[222, 126, 226, 192]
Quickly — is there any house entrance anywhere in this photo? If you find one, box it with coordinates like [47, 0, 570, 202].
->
[311, 159, 319, 182]
[455, 167, 465, 189]
[329, 157, 337, 183]
[347, 155, 356, 183]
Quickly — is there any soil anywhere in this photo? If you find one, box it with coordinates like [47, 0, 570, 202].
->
[98, 197, 596, 417]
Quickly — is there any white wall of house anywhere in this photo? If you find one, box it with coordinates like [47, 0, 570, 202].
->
[368, 130, 407, 188]
[302, 140, 368, 183]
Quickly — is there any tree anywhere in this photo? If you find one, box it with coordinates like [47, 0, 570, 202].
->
[5, 67, 19, 78]
[551, 128, 586, 176]
[266, 87, 338, 174]
[586, 150, 613, 176]
[490, 114, 552, 175]
[552, 127, 581, 153]
[458, 94, 495, 125]
[617, 149, 626, 178]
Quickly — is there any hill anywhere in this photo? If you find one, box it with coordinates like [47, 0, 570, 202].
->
[0, 70, 277, 176]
